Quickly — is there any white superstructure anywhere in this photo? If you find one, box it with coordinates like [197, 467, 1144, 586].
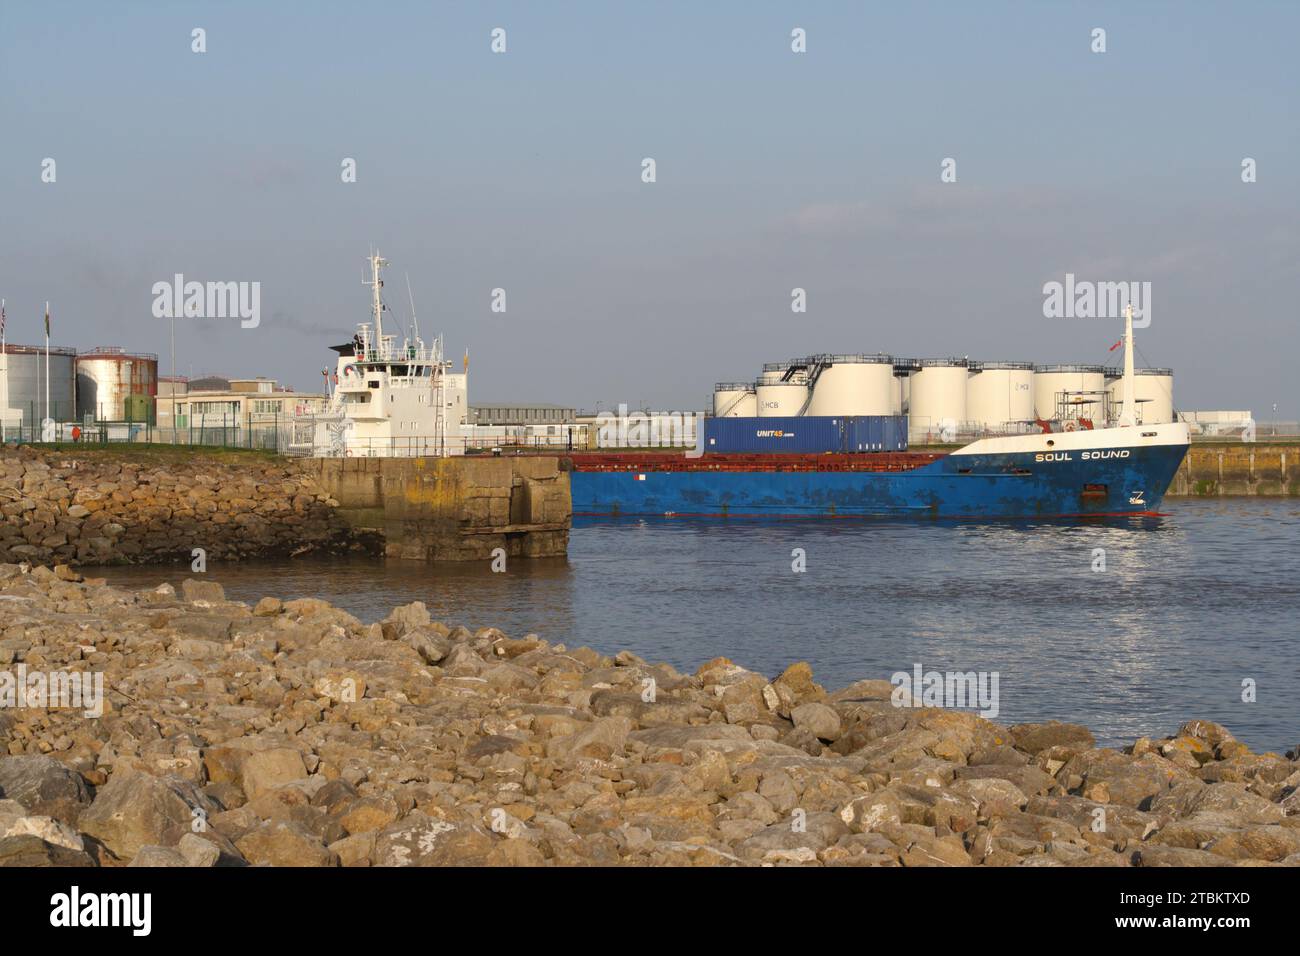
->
[307, 252, 465, 457]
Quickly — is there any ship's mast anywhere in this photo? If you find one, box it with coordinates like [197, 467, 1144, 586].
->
[364, 251, 387, 355]
[1118, 302, 1136, 427]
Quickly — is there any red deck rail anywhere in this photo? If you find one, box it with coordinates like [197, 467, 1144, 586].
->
[566, 452, 947, 473]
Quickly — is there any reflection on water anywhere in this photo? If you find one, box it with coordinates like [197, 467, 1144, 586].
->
[89, 499, 1300, 751]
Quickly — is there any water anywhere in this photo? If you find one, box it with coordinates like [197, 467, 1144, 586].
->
[89, 499, 1300, 752]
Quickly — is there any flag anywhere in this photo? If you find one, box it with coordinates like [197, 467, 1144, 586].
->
[463, 349, 469, 373]
[44, 304, 50, 339]
[1, 301, 6, 336]
[1108, 339, 1123, 352]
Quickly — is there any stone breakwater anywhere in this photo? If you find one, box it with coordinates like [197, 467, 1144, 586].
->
[0, 446, 360, 567]
[0, 564, 1297, 868]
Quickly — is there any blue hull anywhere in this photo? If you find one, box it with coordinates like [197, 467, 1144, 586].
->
[571, 443, 1189, 518]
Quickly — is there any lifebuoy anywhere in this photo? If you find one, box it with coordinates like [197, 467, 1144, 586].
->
[1064, 422, 1076, 432]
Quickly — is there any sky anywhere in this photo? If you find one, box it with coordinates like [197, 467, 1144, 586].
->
[1, 1, 1297, 417]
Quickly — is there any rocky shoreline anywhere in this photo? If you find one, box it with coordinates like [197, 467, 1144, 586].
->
[0, 562, 1296, 867]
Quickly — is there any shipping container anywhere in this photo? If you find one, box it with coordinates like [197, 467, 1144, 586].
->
[844, 415, 909, 452]
[703, 415, 909, 454]
[703, 416, 844, 454]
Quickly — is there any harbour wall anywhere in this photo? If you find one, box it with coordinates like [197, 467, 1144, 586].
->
[0, 446, 357, 566]
[299, 455, 569, 561]
[0, 446, 570, 566]
[1167, 443, 1300, 497]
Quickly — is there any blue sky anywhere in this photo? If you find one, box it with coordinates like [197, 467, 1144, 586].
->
[1, 1, 1296, 416]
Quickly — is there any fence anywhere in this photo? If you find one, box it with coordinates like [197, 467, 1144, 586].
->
[2, 414, 298, 452]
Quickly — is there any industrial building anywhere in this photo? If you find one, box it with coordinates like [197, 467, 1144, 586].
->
[712, 353, 1176, 443]
[157, 377, 329, 430]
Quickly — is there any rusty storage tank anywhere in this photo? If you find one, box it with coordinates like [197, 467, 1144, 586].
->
[0, 343, 78, 425]
[75, 347, 159, 422]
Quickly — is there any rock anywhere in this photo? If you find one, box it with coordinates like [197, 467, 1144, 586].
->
[0, 834, 96, 867]
[548, 717, 632, 762]
[240, 748, 308, 800]
[252, 597, 283, 616]
[0, 755, 92, 825]
[329, 832, 375, 867]
[383, 602, 431, 636]
[178, 832, 222, 867]
[0, 806, 85, 852]
[181, 579, 225, 603]
[1133, 845, 1232, 867]
[336, 796, 399, 836]
[373, 813, 496, 867]
[129, 845, 188, 867]
[235, 820, 337, 867]
[950, 778, 1029, 820]
[1011, 722, 1095, 755]
[769, 662, 825, 717]
[77, 771, 215, 860]
[791, 702, 842, 742]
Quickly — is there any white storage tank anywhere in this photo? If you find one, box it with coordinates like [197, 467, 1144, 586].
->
[1106, 368, 1174, 424]
[966, 361, 1035, 433]
[0, 344, 77, 426]
[909, 359, 969, 441]
[713, 382, 758, 418]
[1034, 364, 1107, 422]
[755, 377, 809, 417]
[758, 361, 803, 385]
[803, 354, 894, 417]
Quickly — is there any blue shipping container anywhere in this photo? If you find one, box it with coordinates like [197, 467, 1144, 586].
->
[704, 415, 909, 454]
[703, 416, 844, 454]
[843, 415, 909, 452]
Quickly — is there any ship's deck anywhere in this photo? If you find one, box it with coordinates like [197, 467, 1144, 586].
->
[565, 452, 947, 473]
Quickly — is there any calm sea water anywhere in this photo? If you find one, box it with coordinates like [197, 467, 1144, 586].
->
[90, 499, 1300, 752]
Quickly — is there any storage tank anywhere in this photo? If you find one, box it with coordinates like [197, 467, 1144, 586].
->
[713, 382, 758, 418]
[755, 364, 809, 417]
[892, 373, 911, 415]
[803, 354, 895, 417]
[909, 360, 969, 441]
[76, 347, 160, 422]
[758, 361, 806, 385]
[1105, 368, 1174, 424]
[1033, 364, 1107, 422]
[0, 344, 77, 425]
[966, 361, 1035, 433]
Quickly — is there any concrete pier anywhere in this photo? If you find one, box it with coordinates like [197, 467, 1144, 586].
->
[300, 455, 570, 561]
[1167, 443, 1300, 497]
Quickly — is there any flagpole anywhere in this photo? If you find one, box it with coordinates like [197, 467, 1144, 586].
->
[44, 301, 50, 434]
[1, 298, 6, 444]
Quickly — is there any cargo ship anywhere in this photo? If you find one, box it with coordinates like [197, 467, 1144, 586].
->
[570, 308, 1190, 519]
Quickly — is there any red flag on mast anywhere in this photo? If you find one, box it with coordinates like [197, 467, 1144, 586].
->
[1108, 339, 1123, 352]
